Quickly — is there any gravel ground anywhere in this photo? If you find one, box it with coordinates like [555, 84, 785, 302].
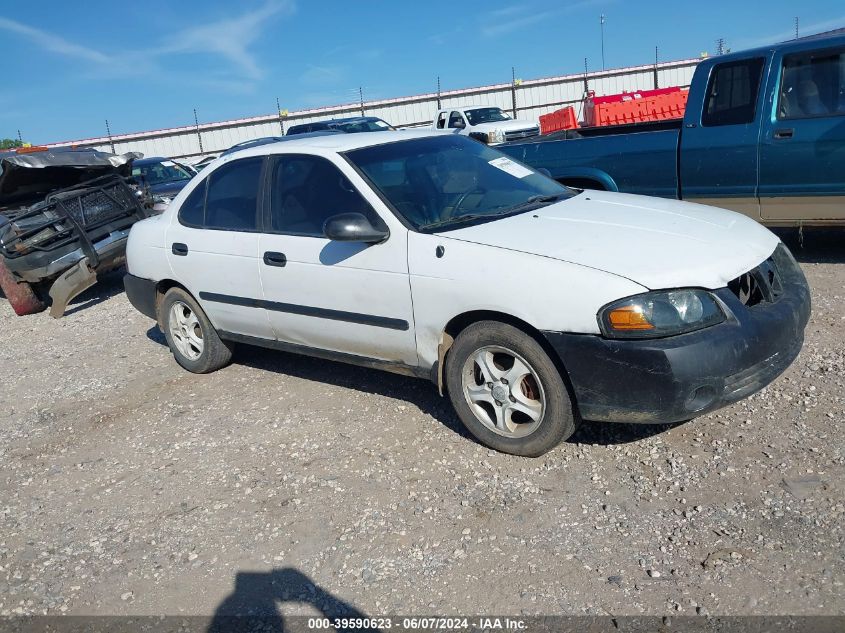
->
[0, 229, 842, 620]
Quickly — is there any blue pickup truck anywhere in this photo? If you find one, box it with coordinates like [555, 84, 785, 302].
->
[500, 33, 845, 226]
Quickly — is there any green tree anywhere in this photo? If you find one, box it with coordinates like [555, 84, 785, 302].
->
[0, 138, 24, 150]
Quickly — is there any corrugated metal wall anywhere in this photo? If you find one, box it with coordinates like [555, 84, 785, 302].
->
[46, 58, 699, 159]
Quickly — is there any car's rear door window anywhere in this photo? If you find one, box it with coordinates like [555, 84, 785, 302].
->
[203, 157, 263, 231]
[178, 180, 206, 227]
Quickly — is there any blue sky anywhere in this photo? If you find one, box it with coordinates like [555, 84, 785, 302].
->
[1, 1, 843, 144]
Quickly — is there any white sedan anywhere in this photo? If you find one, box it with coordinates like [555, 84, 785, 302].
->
[124, 131, 810, 456]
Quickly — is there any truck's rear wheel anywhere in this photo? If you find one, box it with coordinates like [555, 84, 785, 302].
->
[0, 258, 46, 316]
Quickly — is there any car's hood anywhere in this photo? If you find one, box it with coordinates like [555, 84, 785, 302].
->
[0, 150, 140, 207]
[470, 119, 538, 132]
[438, 190, 780, 290]
[147, 180, 190, 197]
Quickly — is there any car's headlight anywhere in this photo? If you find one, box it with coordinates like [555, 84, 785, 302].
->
[598, 289, 725, 339]
[487, 129, 506, 144]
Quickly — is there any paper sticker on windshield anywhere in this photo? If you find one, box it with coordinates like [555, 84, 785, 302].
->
[488, 157, 533, 178]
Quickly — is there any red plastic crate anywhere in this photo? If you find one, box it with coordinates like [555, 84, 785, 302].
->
[539, 106, 578, 134]
[585, 88, 688, 127]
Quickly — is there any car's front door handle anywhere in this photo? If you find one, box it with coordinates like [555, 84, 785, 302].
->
[773, 128, 794, 139]
[263, 251, 287, 267]
[172, 243, 188, 256]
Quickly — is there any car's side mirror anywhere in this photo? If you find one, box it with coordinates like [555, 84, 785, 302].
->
[452, 120, 466, 129]
[323, 213, 388, 243]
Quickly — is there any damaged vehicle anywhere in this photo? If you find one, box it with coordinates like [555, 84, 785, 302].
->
[0, 147, 153, 317]
[124, 132, 811, 456]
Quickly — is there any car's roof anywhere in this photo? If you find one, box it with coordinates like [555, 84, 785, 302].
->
[134, 156, 170, 165]
[232, 129, 441, 156]
[329, 116, 385, 123]
[442, 105, 499, 112]
[701, 32, 845, 65]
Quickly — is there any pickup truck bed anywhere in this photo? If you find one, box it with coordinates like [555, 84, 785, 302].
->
[507, 121, 680, 199]
[500, 33, 845, 226]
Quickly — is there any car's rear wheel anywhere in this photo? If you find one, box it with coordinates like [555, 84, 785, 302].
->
[445, 321, 577, 456]
[0, 258, 46, 316]
[160, 287, 233, 373]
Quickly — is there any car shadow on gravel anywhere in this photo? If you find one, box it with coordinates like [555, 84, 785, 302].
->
[773, 227, 845, 264]
[146, 326, 685, 449]
[568, 419, 683, 445]
[208, 567, 380, 632]
[145, 326, 472, 441]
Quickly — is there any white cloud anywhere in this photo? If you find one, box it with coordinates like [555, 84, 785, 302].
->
[0, 1, 296, 88]
[480, 0, 607, 37]
[733, 16, 845, 50]
[0, 16, 110, 63]
[155, 0, 296, 80]
[300, 64, 343, 87]
[482, 11, 555, 36]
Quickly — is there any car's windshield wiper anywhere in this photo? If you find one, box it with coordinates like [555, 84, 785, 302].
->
[498, 193, 565, 213]
[419, 194, 565, 232]
[418, 214, 491, 231]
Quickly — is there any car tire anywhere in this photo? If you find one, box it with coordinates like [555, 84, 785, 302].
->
[159, 287, 233, 374]
[0, 258, 46, 316]
[445, 321, 577, 456]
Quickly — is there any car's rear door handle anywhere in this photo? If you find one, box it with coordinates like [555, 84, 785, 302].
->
[263, 251, 287, 267]
[773, 128, 794, 139]
[172, 243, 188, 256]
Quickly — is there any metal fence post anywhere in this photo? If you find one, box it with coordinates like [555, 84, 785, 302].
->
[105, 119, 116, 153]
[193, 109, 204, 153]
[653, 46, 659, 89]
[583, 58, 589, 93]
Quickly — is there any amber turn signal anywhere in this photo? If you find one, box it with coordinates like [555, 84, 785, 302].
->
[607, 305, 655, 330]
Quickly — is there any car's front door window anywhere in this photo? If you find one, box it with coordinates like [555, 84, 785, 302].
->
[269, 154, 383, 236]
[259, 153, 417, 364]
[448, 111, 465, 129]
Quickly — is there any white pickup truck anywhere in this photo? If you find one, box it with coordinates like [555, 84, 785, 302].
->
[432, 105, 539, 145]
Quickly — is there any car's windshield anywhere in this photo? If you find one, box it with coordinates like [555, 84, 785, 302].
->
[333, 119, 393, 133]
[133, 160, 193, 186]
[345, 135, 573, 231]
[464, 108, 511, 125]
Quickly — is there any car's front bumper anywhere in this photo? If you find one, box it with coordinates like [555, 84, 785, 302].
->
[543, 246, 811, 424]
[7, 229, 131, 283]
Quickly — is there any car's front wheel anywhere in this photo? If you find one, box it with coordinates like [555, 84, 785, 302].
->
[160, 287, 233, 374]
[445, 321, 577, 456]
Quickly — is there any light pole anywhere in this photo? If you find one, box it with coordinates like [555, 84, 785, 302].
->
[600, 14, 606, 70]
